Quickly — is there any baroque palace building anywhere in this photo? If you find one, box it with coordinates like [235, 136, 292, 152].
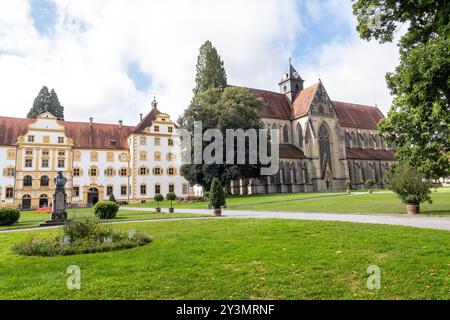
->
[230, 61, 396, 194]
[0, 99, 190, 209]
[0, 61, 397, 208]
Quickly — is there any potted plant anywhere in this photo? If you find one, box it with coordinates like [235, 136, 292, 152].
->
[154, 194, 164, 213]
[344, 180, 352, 194]
[166, 192, 176, 213]
[384, 163, 432, 214]
[364, 179, 375, 193]
[209, 178, 225, 216]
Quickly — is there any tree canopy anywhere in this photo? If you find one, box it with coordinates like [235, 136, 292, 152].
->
[353, 0, 450, 178]
[179, 41, 265, 190]
[27, 86, 64, 120]
[193, 40, 227, 97]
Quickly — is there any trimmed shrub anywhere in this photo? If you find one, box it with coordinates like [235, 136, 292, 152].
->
[154, 194, 164, 208]
[0, 207, 20, 226]
[93, 201, 119, 219]
[209, 178, 225, 209]
[364, 179, 375, 188]
[166, 192, 176, 208]
[364, 179, 375, 193]
[344, 181, 353, 188]
[384, 163, 432, 205]
[108, 193, 117, 203]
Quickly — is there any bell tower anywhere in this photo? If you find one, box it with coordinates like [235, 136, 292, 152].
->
[278, 58, 304, 101]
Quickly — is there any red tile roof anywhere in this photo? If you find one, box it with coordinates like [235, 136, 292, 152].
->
[0, 116, 32, 146]
[62, 121, 134, 150]
[345, 147, 395, 161]
[279, 144, 304, 159]
[333, 101, 384, 130]
[246, 88, 292, 120]
[291, 83, 319, 119]
[243, 85, 385, 131]
[134, 108, 159, 133]
[0, 116, 134, 150]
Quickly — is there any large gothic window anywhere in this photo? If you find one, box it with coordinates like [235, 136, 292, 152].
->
[297, 123, 303, 147]
[283, 125, 289, 143]
[318, 123, 332, 178]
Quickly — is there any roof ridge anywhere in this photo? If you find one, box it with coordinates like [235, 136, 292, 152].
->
[332, 100, 378, 109]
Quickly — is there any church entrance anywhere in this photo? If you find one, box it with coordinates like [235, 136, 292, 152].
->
[88, 188, 99, 206]
[22, 194, 31, 210]
[39, 194, 49, 208]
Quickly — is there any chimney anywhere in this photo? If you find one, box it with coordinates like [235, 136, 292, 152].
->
[89, 117, 93, 124]
[140, 113, 143, 121]
[118, 120, 123, 127]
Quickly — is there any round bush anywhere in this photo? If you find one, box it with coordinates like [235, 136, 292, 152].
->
[93, 201, 119, 219]
[0, 207, 20, 226]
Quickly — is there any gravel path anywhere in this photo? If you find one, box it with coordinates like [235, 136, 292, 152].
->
[124, 207, 450, 231]
[1, 207, 450, 233]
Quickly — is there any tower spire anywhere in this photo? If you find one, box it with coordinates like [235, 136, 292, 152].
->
[151, 94, 158, 110]
[278, 58, 304, 101]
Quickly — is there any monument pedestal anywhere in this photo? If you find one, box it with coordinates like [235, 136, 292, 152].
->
[40, 187, 68, 227]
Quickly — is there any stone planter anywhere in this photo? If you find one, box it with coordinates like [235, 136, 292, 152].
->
[168, 207, 174, 213]
[368, 189, 373, 194]
[213, 208, 222, 216]
[155, 207, 161, 213]
[406, 203, 420, 214]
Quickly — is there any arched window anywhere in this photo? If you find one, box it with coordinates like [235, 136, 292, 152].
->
[40, 175, 49, 187]
[23, 175, 32, 187]
[297, 123, 303, 147]
[345, 132, 351, 147]
[351, 132, 357, 147]
[318, 123, 332, 178]
[283, 125, 289, 143]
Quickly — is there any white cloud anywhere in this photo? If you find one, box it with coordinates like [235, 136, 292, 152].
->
[299, 0, 399, 114]
[0, 0, 399, 125]
[0, 0, 301, 124]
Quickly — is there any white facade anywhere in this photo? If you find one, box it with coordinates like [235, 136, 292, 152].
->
[0, 109, 191, 209]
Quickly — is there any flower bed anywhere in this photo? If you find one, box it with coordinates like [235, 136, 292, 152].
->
[13, 219, 151, 257]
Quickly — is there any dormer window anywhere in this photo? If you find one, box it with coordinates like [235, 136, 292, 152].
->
[110, 140, 117, 146]
[154, 125, 160, 133]
[28, 135, 35, 142]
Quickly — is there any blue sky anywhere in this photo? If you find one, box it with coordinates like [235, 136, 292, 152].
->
[0, 0, 399, 123]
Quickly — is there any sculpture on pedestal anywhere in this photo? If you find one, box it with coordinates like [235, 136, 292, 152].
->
[40, 171, 68, 226]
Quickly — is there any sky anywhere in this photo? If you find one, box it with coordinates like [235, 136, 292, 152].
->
[0, 0, 401, 125]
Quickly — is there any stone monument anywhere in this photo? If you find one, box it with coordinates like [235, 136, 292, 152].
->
[40, 171, 68, 226]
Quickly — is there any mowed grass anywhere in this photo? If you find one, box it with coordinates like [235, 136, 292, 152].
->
[127, 188, 450, 216]
[244, 189, 450, 215]
[0, 208, 211, 231]
[0, 219, 449, 299]
[125, 191, 349, 209]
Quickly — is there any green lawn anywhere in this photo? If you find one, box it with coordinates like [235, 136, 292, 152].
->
[0, 208, 211, 231]
[125, 191, 350, 209]
[242, 189, 450, 215]
[0, 219, 449, 299]
[127, 188, 450, 216]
